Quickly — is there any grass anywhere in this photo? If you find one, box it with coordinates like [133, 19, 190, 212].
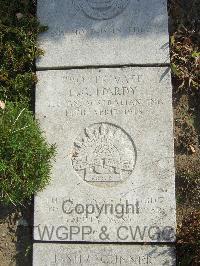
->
[0, 0, 55, 206]
[0, 102, 55, 205]
[0, 0, 47, 105]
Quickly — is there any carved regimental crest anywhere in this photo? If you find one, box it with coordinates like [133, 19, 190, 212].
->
[74, 0, 130, 20]
[72, 123, 136, 186]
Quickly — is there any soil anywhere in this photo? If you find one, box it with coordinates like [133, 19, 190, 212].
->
[0, 1, 199, 265]
[0, 204, 33, 266]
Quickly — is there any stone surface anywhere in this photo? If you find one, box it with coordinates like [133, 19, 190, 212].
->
[37, 0, 170, 68]
[34, 67, 176, 242]
[33, 244, 176, 265]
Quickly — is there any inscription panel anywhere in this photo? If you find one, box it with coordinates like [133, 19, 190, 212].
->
[34, 67, 176, 242]
[37, 0, 170, 67]
[33, 244, 176, 266]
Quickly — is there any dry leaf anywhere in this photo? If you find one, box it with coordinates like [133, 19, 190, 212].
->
[0, 101, 5, 110]
[16, 13, 24, 19]
[189, 145, 196, 153]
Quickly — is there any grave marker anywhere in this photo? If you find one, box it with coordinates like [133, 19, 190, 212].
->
[37, 0, 170, 68]
[34, 67, 176, 243]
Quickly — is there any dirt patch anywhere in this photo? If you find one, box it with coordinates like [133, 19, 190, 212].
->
[171, 1, 200, 261]
[0, 205, 33, 266]
[174, 91, 200, 265]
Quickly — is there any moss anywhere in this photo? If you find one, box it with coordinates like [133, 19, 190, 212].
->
[0, 0, 47, 104]
[0, 102, 55, 205]
[0, 0, 54, 206]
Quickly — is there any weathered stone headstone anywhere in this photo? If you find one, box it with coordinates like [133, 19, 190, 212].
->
[37, 0, 170, 68]
[34, 67, 175, 243]
[34, 0, 176, 265]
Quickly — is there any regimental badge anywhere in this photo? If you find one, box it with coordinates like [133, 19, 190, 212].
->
[74, 0, 130, 20]
[72, 122, 136, 187]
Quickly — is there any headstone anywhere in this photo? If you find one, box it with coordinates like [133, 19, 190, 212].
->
[37, 0, 170, 68]
[34, 67, 176, 242]
[34, 0, 176, 264]
[33, 244, 176, 265]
